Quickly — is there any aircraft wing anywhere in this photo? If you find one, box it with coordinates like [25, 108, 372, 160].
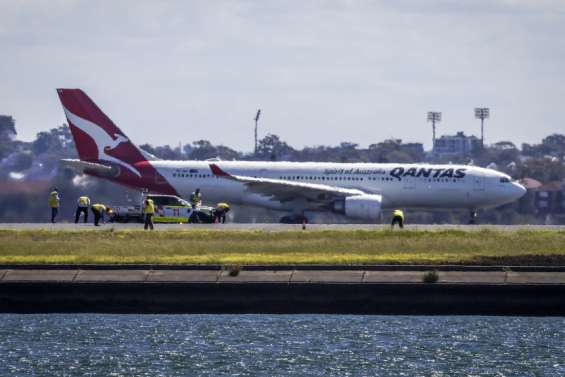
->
[209, 164, 367, 203]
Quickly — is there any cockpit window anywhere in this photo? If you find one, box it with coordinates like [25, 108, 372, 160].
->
[500, 177, 510, 183]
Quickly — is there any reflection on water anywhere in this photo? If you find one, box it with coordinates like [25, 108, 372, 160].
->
[0, 314, 563, 376]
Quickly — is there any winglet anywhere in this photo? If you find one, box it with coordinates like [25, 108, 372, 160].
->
[209, 163, 231, 177]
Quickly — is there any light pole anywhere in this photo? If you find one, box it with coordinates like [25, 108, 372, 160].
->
[254, 109, 261, 155]
[427, 111, 442, 152]
[474, 107, 490, 148]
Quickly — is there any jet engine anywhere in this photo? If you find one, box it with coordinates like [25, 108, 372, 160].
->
[333, 194, 382, 220]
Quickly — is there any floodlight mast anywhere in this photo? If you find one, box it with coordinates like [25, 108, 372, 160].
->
[427, 111, 442, 150]
[475, 107, 490, 148]
[254, 109, 261, 155]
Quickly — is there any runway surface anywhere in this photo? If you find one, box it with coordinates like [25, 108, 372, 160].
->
[1, 223, 564, 231]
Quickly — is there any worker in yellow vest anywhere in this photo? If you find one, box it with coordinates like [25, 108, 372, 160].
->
[91, 203, 107, 226]
[213, 202, 231, 223]
[75, 195, 91, 223]
[190, 188, 202, 208]
[143, 198, 155, 230]
[48, 188, 60, 223]
[391, 209, 404, 229]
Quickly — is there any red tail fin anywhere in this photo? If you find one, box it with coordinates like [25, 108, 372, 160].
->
[56, 89, 147, 176]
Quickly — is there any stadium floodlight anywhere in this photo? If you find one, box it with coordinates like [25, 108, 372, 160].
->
[474, 107, 490, 147]
[254, 109, 261, 155]
[427, 111, 442, 150]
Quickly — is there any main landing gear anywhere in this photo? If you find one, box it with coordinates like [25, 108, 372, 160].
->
[469, 209, 478, 225]
[279, 214, 309, 224]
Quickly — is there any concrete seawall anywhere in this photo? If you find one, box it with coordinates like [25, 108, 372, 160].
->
[1, 267, 564, 315]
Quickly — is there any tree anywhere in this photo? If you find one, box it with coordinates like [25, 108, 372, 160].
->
[32, 125, 74, 156]
[368, 139, 403, 162]
[515, 158, 565, 182]
[153, 145, 182, 160]
[215, 145, 242, 160]
[256, 134, 294, 161]
[0, 115, 17, 159]
[337, 142, 361, 162]
[476, 141, 520, 168]
[0, 115, 16, 138]
[542, 134, 565, 160]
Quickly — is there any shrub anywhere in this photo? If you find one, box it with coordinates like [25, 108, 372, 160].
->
[422, 270, 439, 283]
[227, 264, 241, 277]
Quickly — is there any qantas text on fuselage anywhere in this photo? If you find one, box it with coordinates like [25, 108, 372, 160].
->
[56, 89, 527, 221]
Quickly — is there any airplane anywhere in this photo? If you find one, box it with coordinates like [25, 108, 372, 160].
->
[56, 89, 527, 223]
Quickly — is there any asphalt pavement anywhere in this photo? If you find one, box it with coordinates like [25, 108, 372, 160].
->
[1, 222, 564, 231]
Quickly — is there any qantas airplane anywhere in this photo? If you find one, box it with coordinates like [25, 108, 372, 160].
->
[56, 89, 526, 223]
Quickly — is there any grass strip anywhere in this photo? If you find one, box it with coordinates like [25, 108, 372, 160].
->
[1, 228, 565, 265]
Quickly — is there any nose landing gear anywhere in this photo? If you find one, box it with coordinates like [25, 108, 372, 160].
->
[469, 209, 478, 225]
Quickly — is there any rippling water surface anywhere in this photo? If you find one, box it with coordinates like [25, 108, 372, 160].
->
[0, 314, 563, 376]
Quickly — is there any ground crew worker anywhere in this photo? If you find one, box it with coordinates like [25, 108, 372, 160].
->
[213, 202, 230, 224]
[75, 195, 91, 223]
[143, 198, 155, 230]
[91, 203, 107, 226]
[391, 209, 404, 229]
[48, 188, 60, 223]
[190, 188, 202, 208]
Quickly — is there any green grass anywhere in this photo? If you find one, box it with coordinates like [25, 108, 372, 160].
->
[1, 228, 565, 265]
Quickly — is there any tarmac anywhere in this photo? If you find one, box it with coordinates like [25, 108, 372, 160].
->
[2, 223, 565, 231]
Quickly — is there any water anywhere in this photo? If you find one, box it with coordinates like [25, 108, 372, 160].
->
[0, 315, 563, 377]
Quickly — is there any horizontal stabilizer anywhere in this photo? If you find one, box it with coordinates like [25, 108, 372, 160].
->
[139, 148, 161, 161]
[59, 159, 120, 177]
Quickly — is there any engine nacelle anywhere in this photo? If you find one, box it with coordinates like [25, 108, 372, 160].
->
[333, 194, 382, 220]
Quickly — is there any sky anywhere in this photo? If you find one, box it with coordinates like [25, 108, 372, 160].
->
[1, 0, 565, 152]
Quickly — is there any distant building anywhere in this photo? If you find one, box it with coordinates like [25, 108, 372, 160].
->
[399, 143, 424, 158]
[534, 180, 565, 215]
[433, 132, 480, 157]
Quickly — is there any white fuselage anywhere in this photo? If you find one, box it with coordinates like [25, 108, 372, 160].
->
[149, 160, 526, 212]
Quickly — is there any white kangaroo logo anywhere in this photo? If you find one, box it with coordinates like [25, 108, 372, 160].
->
[64, 107, 142, 177]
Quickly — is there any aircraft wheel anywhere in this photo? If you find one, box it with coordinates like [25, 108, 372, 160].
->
[468, 209, 478, 225]
[279, 214, 308, 224]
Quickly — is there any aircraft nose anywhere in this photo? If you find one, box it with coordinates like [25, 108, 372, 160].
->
[512, 182, 527, 199]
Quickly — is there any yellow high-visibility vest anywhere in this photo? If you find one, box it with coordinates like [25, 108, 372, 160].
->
[48, 191, 60, 208]
[216, 202, 230, 210]
[393, 210, 404, 220]
[92, 204, 106, 212]
[190, 192, 202, 206]
[144, 199, 155, 214]
[78, 196, 90, 207]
